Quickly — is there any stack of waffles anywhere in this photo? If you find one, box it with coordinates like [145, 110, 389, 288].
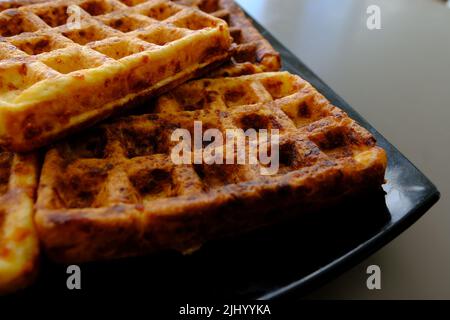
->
[0, 0, 387, 293]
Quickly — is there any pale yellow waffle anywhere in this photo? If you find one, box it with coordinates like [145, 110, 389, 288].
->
[0, 151, 39, 294]
[173, 0, 281, 76]
[0, 0, 231, 152]
[35, 71, 387, 263]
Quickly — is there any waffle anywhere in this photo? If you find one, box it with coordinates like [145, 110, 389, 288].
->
[35, 71, 387, 263]
[0, 0, 276, 74]
[173, 0, 281, 75]
[0, 0, 232, 152]
[0, 151, 39, 294]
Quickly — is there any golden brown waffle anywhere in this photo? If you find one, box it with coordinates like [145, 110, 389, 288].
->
[0, 0, 231, 152]
[0, 151, 39, 294]
[35, 71, 387, 263]
[173, 0, 281, 75]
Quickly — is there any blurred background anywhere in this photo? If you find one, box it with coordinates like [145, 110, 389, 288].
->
[236, 0, 450, 299]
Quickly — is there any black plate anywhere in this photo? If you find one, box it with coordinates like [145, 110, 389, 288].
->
[14, 11, 440, 301]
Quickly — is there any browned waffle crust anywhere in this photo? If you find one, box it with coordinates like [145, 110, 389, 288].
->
[35, 71, 387, 263]
[0, 0, 232, 152]
[0, 151, 39, 294]
[173, 0, 281, 75]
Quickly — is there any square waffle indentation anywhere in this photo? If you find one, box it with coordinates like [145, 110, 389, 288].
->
[65, 127, 108, 159]
[8, 33, 70, 56]
[258, 75, 305, 99]
[116, 121, 173, 158]
[38, 47, 106, 74]
[171, 10, 218, 30]
[308, 125, 358, 159]
[0, 10, 39, 37]
[136, 25, 188, 46]
[236, 112, 282, 132]
[79, 0, 126, 16]
[277, 140, 302, 169]
[62, 23, 116, 45]
[193, 0, 220, 13]
[102, 14, 154, 32]
[61, 159, 112, 208]
[129, 168, 176, 201]
[136, 1, 182, 21]
[229, 101, 296, 134]
[89, 37, 150, 60]
[33, 5, 70, 28]
[277, 81, 334, 126]
[222, 82, 269, 108]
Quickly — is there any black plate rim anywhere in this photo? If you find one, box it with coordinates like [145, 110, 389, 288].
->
[258, 190, 440, 300]
[239, 7, 441, 300]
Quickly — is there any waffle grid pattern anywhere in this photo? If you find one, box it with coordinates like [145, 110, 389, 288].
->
[35, 72, 387, 262]
[0, 0, 231, 151]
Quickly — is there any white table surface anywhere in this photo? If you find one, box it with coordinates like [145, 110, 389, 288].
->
[236, 0, 450, 299]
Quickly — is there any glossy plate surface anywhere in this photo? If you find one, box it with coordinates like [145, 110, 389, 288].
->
[17, 10, 440, 300]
